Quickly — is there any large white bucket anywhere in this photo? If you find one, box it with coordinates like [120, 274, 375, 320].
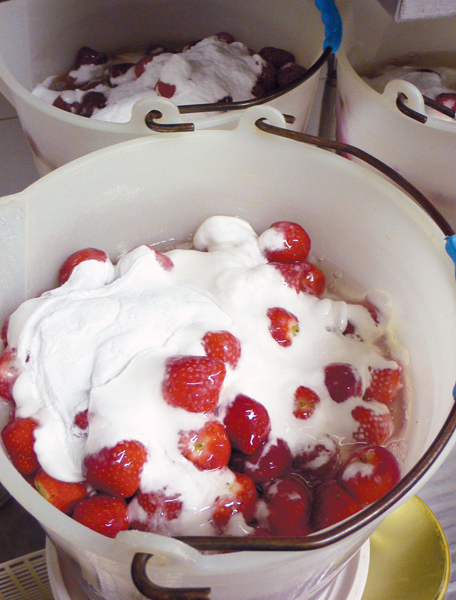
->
[0, 0, 337, 176]
[336, 0, 456, 228]
[1, 106, 456, 600]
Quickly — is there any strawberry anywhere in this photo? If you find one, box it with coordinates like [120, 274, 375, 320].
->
[74, 409, 89, 430]
[277, 63, 307, 88]
[0, 347, 19, 402]
[134, 55, 155, 78]
[178, 420, 231, 470]
[259, 47, 296, 69]
[293, 386, 320, 420]
[80, 91, 107, 118]
[73, 494, 129, 538]
[1, 317, 9, 346]
[74, 46, 108, 69]
[339, 446, 401, 505]
[230, 438, 292, 483]
[53, 95, 81, 114]
[216, 32, 236, 44]
[259, 221, 311, 263]
[223, 394, 271, 454]
[292, 440, 340, 485]
[211, 472, 257, 533]
[436, 92, 456, 112]
[34, 468, 89, 514]
[312, 481, 363, 531]
[137, 489, 183, 521]
[162, 355, 226, 413]
[267, 307, 299, 347]
[351, 405, 394, 446]
[156, 81, 176, 98]
[324, 363, 362, 403]
[299, 261, 326, 297]
[363, 365, 402, 405]
[271, 262, 306, 292]
[146, 246, 174, 271]
[58, 248, 109, 286]
[1, 417, 40, 475]
[252, 62, 277, 97]
[264, 477, 312, 536]
[108, 62, 135, 82]
[83, 440, 147, 498]
[201, 330, 241, 368]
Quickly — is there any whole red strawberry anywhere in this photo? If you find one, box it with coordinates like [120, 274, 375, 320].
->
[267, 307, 299, 347]
[436, 92, 456, 112]
[292, 440, 340, 485]
[351, 405, 394, 446]
[312, 481, 363, 531]
[0, 347, 19, 402]
[264, 477, 312, 536]
[271, 262, 306, 292]
[84, 440, 147, 498]
[58, 248, 109, 285]
[293, 386, 320, 420]
[162, 355, 226, 413]
[363, 365, 402, 405]
[201, 330, 241, 368]
[223, 394, 271, 454]
[324, 363, 362, 403]
[73, 494, 129, 538]
[339, 446, 401, 505]
[146, 246, 174, 271]
[178, 420, 231, 470]
[1, 417, 40, 475]
[230, 438, 292, 483]
[259, 221, 311, 263]
[156, 80, 176, 98]
[299, 261, 326, 297]
[34, 468, 89, 514]
[211, 472, 257, 533]
[137, 489, 183, 521]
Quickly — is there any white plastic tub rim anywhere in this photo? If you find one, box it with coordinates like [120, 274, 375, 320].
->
[0, 0, 341, 176]
[0, 106, 456, 600]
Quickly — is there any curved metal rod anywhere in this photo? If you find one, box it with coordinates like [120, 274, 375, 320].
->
[177, 47, 333, 116]
[131, 553, 211, 600]
[145, 110, 195, 133]
[424, 95, 456, 119]
[254, 118, 454, 237]
[396, 92, 456, 123]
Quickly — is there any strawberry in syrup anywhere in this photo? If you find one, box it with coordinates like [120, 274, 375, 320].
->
[34, 468, 89, 514]
[312, 481, 363, 531]
[0, 347, 19, 402]
[201, 330, 241, 368]
[267, 307, 299, 347]
[351, 405, 395, 446]
[293, 386, 320, 420]
[58, 248, 109, 285]
[259, 221, 311, 263]
[178, 420, 231, 470]
[1, 417, 40, 476]
[230, 438, 292, 483]
[364, 365, 402, 405]
[73, 494, 129, 538]
[324, 363, 362, 403]
[263, 477, 313, 536]
[211, 472, 257, 533]
[223, 394, 271, 454]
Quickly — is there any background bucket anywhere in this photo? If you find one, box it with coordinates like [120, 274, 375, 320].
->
[0, 106, 456, 599]
[336, 0, 456, 227]
[0, 0, 338, 176]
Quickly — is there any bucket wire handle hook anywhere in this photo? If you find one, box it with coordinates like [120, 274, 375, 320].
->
[131, 552, 210, 600]
[396, 92, 456, 123]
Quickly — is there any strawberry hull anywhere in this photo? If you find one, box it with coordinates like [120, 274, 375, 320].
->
[0, 111, 456, 600]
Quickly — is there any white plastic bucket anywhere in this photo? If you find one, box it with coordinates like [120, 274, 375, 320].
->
[0, 0, 332, 176]
[336, 0, 456, 228]
[1, 106, 456, 600]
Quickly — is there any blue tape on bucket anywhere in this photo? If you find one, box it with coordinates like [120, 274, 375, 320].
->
[445, 235, 456, 277]
[314, 0, 343, 52]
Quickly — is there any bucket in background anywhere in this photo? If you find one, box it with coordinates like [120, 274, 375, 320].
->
[336, 0, 456, 228]
[0, 0, 339, 176]
[0, 107, 456, 600]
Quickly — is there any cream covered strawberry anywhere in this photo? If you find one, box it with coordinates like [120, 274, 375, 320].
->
[0, 215, 407, 537]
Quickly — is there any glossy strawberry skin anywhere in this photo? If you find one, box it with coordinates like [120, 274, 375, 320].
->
[0, 347, 19, 402]
[211, 472, 257, 533]
[264, 477, 312, 536]
[260, 221, 311, 263]
[364, 365, 402, 405]
[267, 307, 299, 347]
[157, 80, 176, 98]
[230, 438, 292, 483]
[324, 363, 362, 403]
[292, 441, 340, 486]
[300, 262, 326, 297]
[73, 494, 129, 538]
[223, 394, 271, 454]
[339, 445, 401, 505]
[1, 417, 40, 475]
[137, 490, 183, 521]
[83, 440, 147, 498]
[312, 481, 363, 531]
[162, 355, 226, 413]
[58, 248, 109, 285]
[293, 386, 320, 420]
[179, 420, 231, 470]
[352, 405, 394, 446]
[202, 330, 241, 369]
[34, 468, 89, 514]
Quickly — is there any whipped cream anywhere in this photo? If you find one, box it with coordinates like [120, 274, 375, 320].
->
[32, 36, 266, 124]
[8, 216, 400, 535]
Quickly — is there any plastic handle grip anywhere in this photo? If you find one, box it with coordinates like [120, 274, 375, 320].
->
[445, 235, 456, 277]
[314, 0, 343, 52]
